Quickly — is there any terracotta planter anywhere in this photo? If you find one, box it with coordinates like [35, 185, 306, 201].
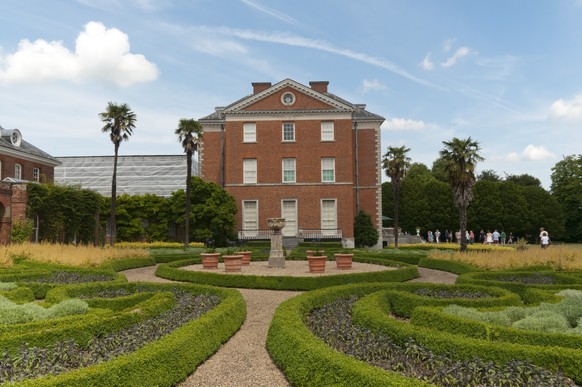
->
[334, 253, 353, 270]
[239, 251, 252, 266]
[223, 254, 243, 272]
[307, 255, 327, 273]
[201, 253, 220, 269]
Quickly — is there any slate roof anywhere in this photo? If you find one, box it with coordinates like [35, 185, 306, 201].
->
[0, 125, 61, 166]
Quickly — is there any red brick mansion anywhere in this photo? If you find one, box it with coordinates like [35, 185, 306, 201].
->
[199, 79, 384, 248]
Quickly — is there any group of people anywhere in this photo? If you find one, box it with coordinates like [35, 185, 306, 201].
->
[425, 229, 516, 245]
[425, 227, 550, 247]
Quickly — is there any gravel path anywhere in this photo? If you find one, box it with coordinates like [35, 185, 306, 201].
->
[121, 262, 457, 386]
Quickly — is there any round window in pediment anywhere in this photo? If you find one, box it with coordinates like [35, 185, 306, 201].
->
[281, 92, 295, 106]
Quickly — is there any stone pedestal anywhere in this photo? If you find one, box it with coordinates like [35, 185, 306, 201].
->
[268, 218, 286, 268]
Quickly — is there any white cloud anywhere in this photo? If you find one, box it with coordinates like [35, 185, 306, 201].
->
[420, 52, 434, 70]
[443, 38, 456, 52]
[522, 144, 555, 160]
[360, 78, 386, 93]
[441, 46, 472, 68]
[506, 152, 520, 162]
[193, 26, 438, 88]
[241, 0, 300, 25]
[383, 117, 429, 131]
[549, 94, 582, 122]
[0, 21, 158, 87]
[499, 145, 556, 162]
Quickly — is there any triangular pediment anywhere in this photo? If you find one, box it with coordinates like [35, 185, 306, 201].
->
[223, 79, 354, 114]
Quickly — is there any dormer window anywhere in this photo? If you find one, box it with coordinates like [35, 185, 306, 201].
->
[5, 129, 23, 147]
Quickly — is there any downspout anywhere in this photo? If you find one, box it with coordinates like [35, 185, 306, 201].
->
[220, 122, 225, 189]
[354, 120, 359, 213]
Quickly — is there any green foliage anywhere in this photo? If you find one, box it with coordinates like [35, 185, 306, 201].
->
[169, 177, 237, 246]
[11, 219, 34, 243]
[156, 258, 418, 291]
[551, 154, 582, 242]
[115, 194, 172, 242]
[27, 183, 103, 244]
[0, 282, 245, 386]
[0, 282, 18, 291]
[0, 295, 89, 324]
[443, 289, 582, 335]
[353, 210, 379, 247]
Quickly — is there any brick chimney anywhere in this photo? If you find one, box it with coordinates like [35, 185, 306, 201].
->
[252, 82, 272, 94]
[309, 81, 329, 93]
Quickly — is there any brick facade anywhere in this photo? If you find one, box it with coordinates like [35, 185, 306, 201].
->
[0, 126, 60, 244]
[199, 79, 384, 247]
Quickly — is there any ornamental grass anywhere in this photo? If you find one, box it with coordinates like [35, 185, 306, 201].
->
[428, 244, 582, 271]
[0, 242, 149, 268]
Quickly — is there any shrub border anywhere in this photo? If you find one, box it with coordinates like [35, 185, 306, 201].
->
[155, 258, 419, 291]
[10, 282, 245, 387]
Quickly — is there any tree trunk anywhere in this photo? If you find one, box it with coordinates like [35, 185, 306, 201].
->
[110, 142, 119, 246]
[459, 205, 468, 252]
[393, 183, 399, 248]
[184, 150, 192, 247]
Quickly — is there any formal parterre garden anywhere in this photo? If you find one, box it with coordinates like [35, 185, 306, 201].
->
[1, 241, 582, 386]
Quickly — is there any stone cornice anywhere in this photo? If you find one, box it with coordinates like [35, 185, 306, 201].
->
[0, 146, 61, 167]
[223, 79, 354, 113]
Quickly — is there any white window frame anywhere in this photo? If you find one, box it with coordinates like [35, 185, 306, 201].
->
[243, 122, 256, 143]
[282, 122, 295, 142]
[243, 158, 257, 184]
[33, 167, 40, 183]
[14, 163, 22, 180]
[321, 199, 337, 235]
[242, 200, 259, 237]
[321, 158, 335, 182]
[321, 121, 334, 141]
[282, 158, 296, 183]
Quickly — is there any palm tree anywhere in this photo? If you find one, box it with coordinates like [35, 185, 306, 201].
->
[382, 146, 411, 248]
[175, 119, 203, 247]
[439, 137, 484, 252]
[99, 102, 136, 246]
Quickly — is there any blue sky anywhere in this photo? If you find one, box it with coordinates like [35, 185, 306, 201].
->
[1, 0, 581, 189]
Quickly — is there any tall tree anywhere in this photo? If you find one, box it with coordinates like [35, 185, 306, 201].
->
[382, 146, 411, 248]
[175, 119, 203, 247]
[99, 102, 136, 246]
[551, 155, 582, 241]
[439, 137, 484, 252]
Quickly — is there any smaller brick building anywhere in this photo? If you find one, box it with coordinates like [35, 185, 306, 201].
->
[0, 125, 61, 243]
[199, 79, 385, 247]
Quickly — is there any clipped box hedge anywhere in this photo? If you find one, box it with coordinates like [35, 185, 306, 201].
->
[155, 258, 419, 291]
[8, 282, 245, 387]
[373, 282, 522, 318]
[417, 257, 481, 275]
[352, 286, 582, 384]
[0, 286, 177, 354]
[456, 270, 582, 301]
[411, 305, 582, 350]
[266, 283, 430, 387]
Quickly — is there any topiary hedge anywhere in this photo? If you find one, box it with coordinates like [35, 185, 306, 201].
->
[266, 283, 430, 386]
[155, 258, 419, 291]
[411, 304, 582, 350]
[374, 283, 522, 318]
[4, 282, 245, 386]
[456, 270, 582, 301]
[417, 257, 481, 275]
[352, 286, 582, 384]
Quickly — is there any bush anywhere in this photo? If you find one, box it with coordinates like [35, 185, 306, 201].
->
[353, 210, 379, 248]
